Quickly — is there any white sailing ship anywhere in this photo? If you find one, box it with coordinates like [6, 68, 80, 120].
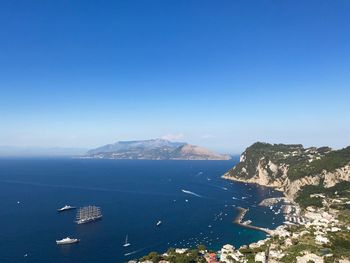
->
[123, 235, 131, 247]
[76, 206, 102, 224]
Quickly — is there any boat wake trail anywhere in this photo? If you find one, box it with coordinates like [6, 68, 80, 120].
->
[181, 189, 202, 198]
[124, 248, 145, 257]
[124, 241, 164, 257]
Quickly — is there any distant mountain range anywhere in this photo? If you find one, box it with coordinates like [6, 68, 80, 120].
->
[85, 139, 231, 160]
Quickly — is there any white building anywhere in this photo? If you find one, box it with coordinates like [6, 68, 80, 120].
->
[315, 235, 329, 244]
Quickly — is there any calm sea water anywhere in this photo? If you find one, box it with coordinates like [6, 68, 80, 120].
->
[0, 158, 284, 263]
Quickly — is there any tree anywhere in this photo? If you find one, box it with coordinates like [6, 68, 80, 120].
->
[197, 244, 206, 251]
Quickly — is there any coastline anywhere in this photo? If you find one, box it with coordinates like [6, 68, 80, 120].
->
[78, 156, 233, 161]
[134, 144, 350, 262]
[221, 174, 285, 193]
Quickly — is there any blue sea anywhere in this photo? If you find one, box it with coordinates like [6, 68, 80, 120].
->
[0, 158, 284, 263]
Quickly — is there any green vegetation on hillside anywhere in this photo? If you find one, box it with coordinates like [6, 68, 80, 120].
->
[138, 246, 207, 263]
[288, 146, 350, 180]
[228, 142, 306, 180]
[227, 142, 350, 183]
[296, 181, 350, 208]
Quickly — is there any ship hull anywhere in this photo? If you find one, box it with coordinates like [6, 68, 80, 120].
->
[57, 207, 75, 212]
[76, 215, 102, 224]
[56, 239, 79, 245]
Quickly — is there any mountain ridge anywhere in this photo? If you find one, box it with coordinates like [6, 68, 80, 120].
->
[85, 139, 231, 160]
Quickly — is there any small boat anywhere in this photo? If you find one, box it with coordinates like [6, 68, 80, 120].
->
[123, 235, 131, 247]
[242, 220, 252, 225]
[156, 220, 162, 226]
[57, 205, 76, 212]
[56, 237, 79, 245]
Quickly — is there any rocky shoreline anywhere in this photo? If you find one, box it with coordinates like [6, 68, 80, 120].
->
[222, 174, 285, 192]
[130, 143, 350, 262]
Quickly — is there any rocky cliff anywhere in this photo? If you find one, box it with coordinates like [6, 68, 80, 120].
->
[223, 142, 350, 200]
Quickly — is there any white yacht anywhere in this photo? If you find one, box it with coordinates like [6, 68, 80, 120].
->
[57, 205, 76, 212]
[56, 237, 79, 245]
[156, 220, 162, 226]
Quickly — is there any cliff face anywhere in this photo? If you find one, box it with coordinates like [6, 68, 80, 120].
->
[223, 142, 350, 199]
[323, 164, 350, 187]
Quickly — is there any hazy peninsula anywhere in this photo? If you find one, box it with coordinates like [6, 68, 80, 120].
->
[85, 139, 232, 160]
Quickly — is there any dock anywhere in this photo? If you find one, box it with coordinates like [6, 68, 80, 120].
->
[234, 207, 248, 224]
[233, 207, 272, 235]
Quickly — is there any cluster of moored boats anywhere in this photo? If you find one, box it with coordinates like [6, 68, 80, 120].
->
[56, 205, 162, 246]
[56, 204, 102, 245]
[56, 204, 79, 245]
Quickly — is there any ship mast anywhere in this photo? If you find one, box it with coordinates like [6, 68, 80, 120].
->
[76, 206, 102, 224]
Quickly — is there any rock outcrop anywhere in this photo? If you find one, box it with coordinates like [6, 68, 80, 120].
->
[323, 164, 350, 188]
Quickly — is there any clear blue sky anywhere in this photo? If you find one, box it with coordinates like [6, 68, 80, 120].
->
[0, 0, 349, 153]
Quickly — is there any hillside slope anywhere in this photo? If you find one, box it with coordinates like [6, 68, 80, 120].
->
[223, 142, 350, 201]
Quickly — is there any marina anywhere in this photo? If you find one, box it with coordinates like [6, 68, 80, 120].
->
[234, 207, 272, 235]
[259, 197, 288, 206]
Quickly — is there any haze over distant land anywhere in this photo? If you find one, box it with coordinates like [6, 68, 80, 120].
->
[1, 1, 350, 153]
[85, 139, 231, 160]
[0, 146, 87, 157]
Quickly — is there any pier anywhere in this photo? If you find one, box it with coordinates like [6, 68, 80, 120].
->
[233, 207, 272, 235]
[233, 207, 248, 224]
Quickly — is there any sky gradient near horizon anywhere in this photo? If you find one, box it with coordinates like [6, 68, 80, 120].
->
[1, 0, 350, 154]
